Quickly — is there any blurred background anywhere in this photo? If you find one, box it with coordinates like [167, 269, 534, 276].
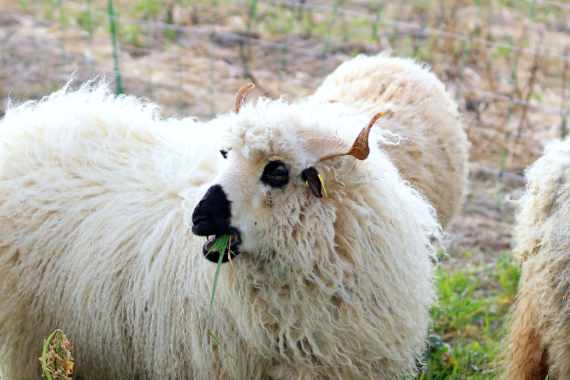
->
[0, 1, 568, 378]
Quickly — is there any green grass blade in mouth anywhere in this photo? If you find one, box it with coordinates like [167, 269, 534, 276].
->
[208, 234, 231, 311]
[206, 235, 234, 360]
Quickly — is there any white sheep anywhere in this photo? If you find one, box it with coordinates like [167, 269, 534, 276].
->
[504, 138, 570, 379]
[0, 54, 466, 379]
[312, 55, 469, 228]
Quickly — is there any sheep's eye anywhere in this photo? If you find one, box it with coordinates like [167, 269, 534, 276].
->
[260, 160, 289, 188]
[220, 149, 228, 159]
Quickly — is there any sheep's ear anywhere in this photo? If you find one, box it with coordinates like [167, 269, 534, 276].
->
[234, 83, 256, 113]
[319, 111, 389, 162]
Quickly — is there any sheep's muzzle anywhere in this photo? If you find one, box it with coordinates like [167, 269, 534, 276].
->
[192, 184, 242, 263]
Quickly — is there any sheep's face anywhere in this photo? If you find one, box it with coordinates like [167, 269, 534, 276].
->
[192, 89, 386, 265]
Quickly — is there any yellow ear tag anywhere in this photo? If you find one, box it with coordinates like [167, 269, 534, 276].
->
[318, 174, 328, 198]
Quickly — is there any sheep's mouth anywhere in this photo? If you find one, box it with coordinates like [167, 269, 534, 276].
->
[202, 228, 242, 263]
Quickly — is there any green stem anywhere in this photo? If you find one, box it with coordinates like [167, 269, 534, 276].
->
[86, 0, 94, 40]
[107, 0, 124, 95]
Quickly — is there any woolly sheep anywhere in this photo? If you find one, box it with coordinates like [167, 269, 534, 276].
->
[313, 55, 468, 227]
[505, 138, 570, 379]
[0, 54, 465, 379]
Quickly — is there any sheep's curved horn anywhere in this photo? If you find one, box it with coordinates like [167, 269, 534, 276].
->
[234, 83, 256, 113]
[319, 111, 389, 162]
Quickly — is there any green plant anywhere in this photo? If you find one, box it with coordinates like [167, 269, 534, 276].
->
[121, 23, 143, 47]
[40, 330, 74, 380]
[18, 0, 30, 11]
[246, 0, 259, 31]
[322, 0, 342, 54]
[76, 0, 98, 38]
[135, 0, 164, 19]
[494, 254, 521, 302]
[419, 255, 521, 379]
[370, 5, 383, 46]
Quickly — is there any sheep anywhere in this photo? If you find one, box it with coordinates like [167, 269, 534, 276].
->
[0, 83, 227, 380]
[504, 138, 570, 380]
[312, 55, 469, 228]
[0, 54, 464, 379]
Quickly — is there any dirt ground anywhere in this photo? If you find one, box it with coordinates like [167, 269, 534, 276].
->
[1, 2, 567, 272]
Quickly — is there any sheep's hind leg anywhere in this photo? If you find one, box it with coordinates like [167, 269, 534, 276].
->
[504, 286, 548, 380]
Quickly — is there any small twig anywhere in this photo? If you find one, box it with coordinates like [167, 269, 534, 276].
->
[444, 1, 461, 59]
[505, 32, 544, 169]
[561, 47, 570, 138]
[237, 0, 272, 97]
[295, 0, 306, 21]
[322, 0, 342, 55]
[370, 4, 383, 49]
[515, 32, 543, 142]
[481, 22, 497, 93]
[510, 31, 524, 100]
[237, 41, 272, 97]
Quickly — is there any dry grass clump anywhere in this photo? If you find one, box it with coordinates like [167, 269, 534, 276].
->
[39, 330, 74, 380]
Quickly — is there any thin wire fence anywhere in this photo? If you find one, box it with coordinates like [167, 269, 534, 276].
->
[0, 0, 569, 169]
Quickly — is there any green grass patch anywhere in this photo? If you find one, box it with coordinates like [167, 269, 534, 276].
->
[418, 254, 521, 379]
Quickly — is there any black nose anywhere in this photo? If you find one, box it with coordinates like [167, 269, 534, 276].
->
[192, 185, 232, 236]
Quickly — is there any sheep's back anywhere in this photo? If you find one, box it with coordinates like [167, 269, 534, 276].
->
[313, 54, 468, 228]
[514, 139, 570, 263]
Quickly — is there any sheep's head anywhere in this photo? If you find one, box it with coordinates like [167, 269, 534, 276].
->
[192, 84, 387, 265]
